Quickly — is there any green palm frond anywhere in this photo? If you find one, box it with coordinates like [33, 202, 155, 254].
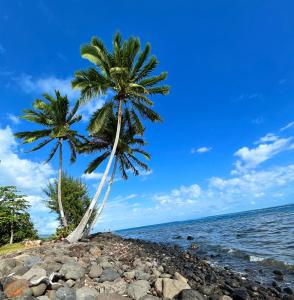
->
[88, 102, 113, 133]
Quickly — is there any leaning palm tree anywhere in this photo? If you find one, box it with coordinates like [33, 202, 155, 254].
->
[80, 113, 150, 237]
[67, 32, 169, 242]
[15, 91, 85, 227]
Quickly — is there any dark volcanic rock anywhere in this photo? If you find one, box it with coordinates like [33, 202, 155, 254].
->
[179, 289, 205, 299]
[187, 236, 194, 240]
[232, 288, 250, 300]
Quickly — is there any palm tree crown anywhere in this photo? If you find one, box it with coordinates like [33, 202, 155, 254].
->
[15, 90, 84, 162]
[72, 32, 169, 134]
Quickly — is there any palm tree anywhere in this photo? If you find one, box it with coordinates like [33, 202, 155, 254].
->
[15, 91, 85, 227]
[67, 32, 169, 242]
[80, 113, 150, 237]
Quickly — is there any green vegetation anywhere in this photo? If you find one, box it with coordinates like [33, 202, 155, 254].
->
[0, 243, 27, 255]
[0, 186, 37, 246]
[15, 91, 86, 227]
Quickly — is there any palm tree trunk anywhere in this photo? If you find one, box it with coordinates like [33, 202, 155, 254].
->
[83, 158, 118, 238]
[9, 223, 13, 244]
[58, 138, 68, 227]
[66, 100, 123, 243]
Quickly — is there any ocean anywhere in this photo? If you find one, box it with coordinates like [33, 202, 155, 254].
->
[117, 204, 294, 287]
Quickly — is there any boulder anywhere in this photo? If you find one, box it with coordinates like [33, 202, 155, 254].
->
[178, 289, 205, 300]
[55, 286, 76, 300]
[174, 272, 188, 283]
[31, 283, 47, 297]
[162, 278, 190, 299]
[4, 279, 31, 298]
[96, 278, 127, 294]
[99, 268, 120, 282]
[88, 265, 103, 278]
[59, 263, 85, 280]
[22, 266, 46, 281]
[76, 287, 98, 300]
[135, 270, 150, 280]
[0, 258, 16, 275]
[187, 236, 194, 240]
[23, 256, 42, 268]
[127, 280, 150, 300]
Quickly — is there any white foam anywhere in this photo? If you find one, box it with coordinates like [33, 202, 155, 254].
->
[249, 255, 265, 262]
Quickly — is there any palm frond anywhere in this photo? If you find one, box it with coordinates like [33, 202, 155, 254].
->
[85, 151, 111, 173]
[88, 102, 113, 133]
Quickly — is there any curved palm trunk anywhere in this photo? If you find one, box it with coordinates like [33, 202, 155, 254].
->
[58, 139, 68, 227]
[66, 100, 123, 243]
[83, 158, 118, 238]
[9, 223, 14, 244]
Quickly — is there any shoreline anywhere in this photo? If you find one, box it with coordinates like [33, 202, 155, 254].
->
[0, 233, 292, 299]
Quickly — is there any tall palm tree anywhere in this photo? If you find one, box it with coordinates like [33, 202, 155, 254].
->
[15, 91, 84, 227]
[67, 32, 169, 242]
[80, 113, 150, 237]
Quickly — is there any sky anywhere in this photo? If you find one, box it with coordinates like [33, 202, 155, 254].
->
[1, 1, 294, 235]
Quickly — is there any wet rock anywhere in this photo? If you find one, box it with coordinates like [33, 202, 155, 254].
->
[99, 268, 120, 282]
[59, 263, 85, 280]
[189, 243, 199, 250]
[55, 286, 76, 300]
[232, 288, 249, 300]
[187, 236, 194, 241]
[178, 289, 205, 300]
[31, 283, 47, 297]
[284, 287, 293, 295]
[127, 280, 150, 300]
[174, 235, 183, 239]
[76, 286, 98, 300]
[4, 279, 31, 298]
[88, 265, 103, 278]
[273, 269, 283, 276]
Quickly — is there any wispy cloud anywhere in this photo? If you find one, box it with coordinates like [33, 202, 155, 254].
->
[280, 121, 294, 132]
[81, 172, 104, 180]
[191, 146, 212, 154]
[7, 113, 20, 125]
[251, 117, 264, 125]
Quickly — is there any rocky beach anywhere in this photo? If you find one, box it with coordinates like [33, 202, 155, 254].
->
[0, 233, 292, 300]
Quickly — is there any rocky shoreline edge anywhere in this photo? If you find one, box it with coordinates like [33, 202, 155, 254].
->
[0, 233, 292, 300]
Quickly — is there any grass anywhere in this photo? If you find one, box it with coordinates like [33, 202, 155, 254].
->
[0, 243, 27, 255]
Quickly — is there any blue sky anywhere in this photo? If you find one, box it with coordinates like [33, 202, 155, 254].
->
[1, 1, 294, 234]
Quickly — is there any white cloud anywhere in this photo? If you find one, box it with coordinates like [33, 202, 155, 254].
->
[280, 121, 294, 132]
[191, 147, 212, 154]
[0, 126, 56, 234]
[81, 172, 104, 180]
[7, 113, 20, 124]
[233, 135, 293, 173]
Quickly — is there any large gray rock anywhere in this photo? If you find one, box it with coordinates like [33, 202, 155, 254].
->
[59, 263, 85, 280]
[0, 258, 16, 275]
[88, 264, 103, 278]
[76, 287, 98, 300]
[159, 278, 190, 299]
[99, 268, 120, 282]
[178, 289, 205, 300]
[127, 280, 150, 300]
[55, 286, 76, 300]
[23, 256, 42, 268]
[135, 270, 150, 280]
[31, 283, 47, 297]
[22, 266, 46, 281]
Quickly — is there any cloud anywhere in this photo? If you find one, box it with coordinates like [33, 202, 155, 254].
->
[7, 113, 20, 124]
[81, 172, 104, 180]
[251, 117, 264, 125]
[280, 121, 294, 132]
[233, 135, 293, 173]
[0, 126, 56, 234]
[191, 147, 212, 154]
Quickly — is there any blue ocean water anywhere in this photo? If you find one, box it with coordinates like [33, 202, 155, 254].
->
[117, 204, 294, 285]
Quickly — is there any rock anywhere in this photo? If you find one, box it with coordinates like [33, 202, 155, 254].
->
[273, 269, 283, 275]
[23, 256, 42, 268]
[88, 265, 103, 278]
[219, 296, 233, 300]
[284, 287, 293, 295]
[140, 296, 160, 300]
[199, 285, 214, 296]
[55, 256, 76, 265]
[97, 256, 112, 269]
[174, 272, 188, 283]
[152, 268, 161, 278]
[189, 243, 199, 250]
[96, 278, 127, 294]
[232, 288, 249, 300]
[11, 265, 30, 276]
[178, 289, 205, 300]
[127, 280, 150, 300]
[59, 263, 85, 280]
[89, 246, 102, 257]
[0, 258, 16, 275]
[99, 268, 120, 282]
[76, 287, 98, 300]
[96, 294, 131, 300]
[154, 278, 163, 294]
[46, 262, 62, 274]
[4, 279, 31, 298]
[31, 283, 47, 297]
[187, 236, 194, 240]
[124, 270, 136, 280]
[55, 286, 76, 300]
[135, 270, 150, 280]
[174, 235, 183, 239]
[162, 278, 191, 299]
[22, 266, 47, 281]
[66, 279, 75, 288]
[37, 296, 50, 300]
